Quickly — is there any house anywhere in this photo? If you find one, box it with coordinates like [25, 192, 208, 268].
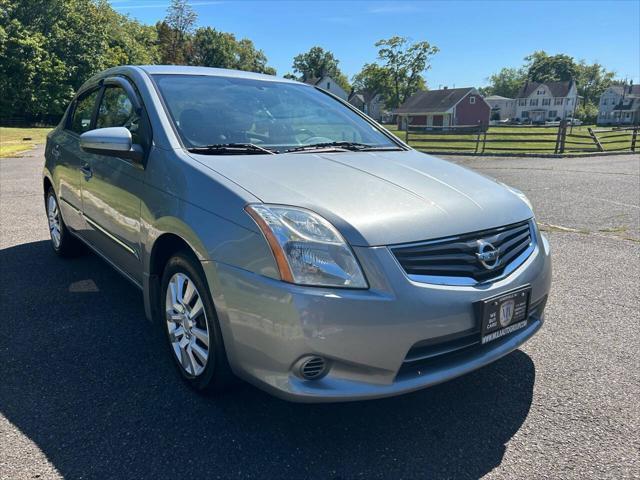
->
[393, 87, 490, 130]
[597, 84, 640, 125]
[514, 80, 578, 123]
[348, 89, 386, 122]
[305, 75, 348, 100]
[485, 95, 516, 121]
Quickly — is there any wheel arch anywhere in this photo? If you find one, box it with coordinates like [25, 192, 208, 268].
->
[144, 225, 210, 323]
[43, 175, 53, 198]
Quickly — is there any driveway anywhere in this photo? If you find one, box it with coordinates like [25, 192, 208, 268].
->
[1, 147, 638, 479]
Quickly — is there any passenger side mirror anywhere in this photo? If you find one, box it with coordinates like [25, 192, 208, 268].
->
[80, 127, 144, 164]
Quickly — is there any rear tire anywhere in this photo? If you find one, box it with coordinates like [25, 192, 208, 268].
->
[160, 252, 234, 393]
[45, 187, 84, 257]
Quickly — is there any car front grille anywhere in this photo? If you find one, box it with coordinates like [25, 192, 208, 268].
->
[390, 220, 535, 284]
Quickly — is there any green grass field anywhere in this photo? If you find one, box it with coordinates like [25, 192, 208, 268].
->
[0, 127, 52, 158]
[382, 124, 636, 154]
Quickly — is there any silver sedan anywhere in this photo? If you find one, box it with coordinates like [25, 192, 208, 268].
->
[43, 66, 551, 402]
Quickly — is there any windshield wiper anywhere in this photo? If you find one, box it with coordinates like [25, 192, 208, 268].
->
[284, 141, 401, 153]
[187, 143, 276, 155]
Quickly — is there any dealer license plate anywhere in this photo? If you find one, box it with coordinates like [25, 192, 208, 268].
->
[478, 286, 531, 345]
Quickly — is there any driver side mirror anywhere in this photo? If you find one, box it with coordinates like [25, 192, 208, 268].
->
[80, 127, 144, 164]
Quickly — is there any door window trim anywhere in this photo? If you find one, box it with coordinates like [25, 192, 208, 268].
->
[65, 86, 102, 136]
[102, 76, 143, 112]
[93, 77, 152, 167]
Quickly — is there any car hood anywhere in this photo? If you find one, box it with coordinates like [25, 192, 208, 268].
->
[190, 149, 533, 246]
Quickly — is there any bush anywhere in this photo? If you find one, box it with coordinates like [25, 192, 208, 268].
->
[574, 102, 598, 124]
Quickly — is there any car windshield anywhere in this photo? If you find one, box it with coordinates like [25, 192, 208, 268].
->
[152, 74, 399, 153]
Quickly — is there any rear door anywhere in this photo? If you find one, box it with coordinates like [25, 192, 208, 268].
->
[52, 88, 101, 233]
[80, 79, 148, 284]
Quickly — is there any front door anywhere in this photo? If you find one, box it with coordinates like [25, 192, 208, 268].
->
[81, 82, 147, 284]
[432, 115, 444, 127]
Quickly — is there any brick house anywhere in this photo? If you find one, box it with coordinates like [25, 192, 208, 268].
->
[393, 87, 490, 130]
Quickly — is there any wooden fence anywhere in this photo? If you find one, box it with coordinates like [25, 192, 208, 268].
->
[403, 121, 638, 155]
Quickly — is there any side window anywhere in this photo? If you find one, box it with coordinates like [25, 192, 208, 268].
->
[69, 90, 100, 134]
[96, 86, 141, 144]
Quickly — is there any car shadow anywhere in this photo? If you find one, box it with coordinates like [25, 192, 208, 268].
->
[0, 240, 536, 479]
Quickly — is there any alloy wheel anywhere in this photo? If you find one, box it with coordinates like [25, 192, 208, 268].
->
[47, 194, 61, 249]
[165, 272, 211, 376]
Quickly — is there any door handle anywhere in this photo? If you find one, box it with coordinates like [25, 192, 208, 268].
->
[80, 163, 92, 179]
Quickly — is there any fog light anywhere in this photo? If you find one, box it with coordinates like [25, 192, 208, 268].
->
[294, 355, 329, 380]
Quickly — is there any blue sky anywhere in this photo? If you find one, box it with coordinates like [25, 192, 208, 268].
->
[112, 0, 640, 88]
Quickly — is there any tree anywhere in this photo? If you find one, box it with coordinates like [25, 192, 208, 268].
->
[481, 67, 527, 98]
[189, 26, 275, 74]
[351, 63, 394, 106]
[374, 36, 438, 108]
[525, 51, 578, 83]
[190, 27, 236, 67]
[291, 46, 350, 91]
[574, 102, 598, 123]
[161, 0, 197, 64]
[574, 60, 615, 108]
[0, 0, 158, 120]
[234, 38, 275, 75]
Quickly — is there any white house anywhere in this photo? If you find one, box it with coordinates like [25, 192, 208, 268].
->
[485, 95, 516, 121]
[305, 75, 348, 100]
[348, 90, 386, 122]
[597, 84, 640, 125]
[514, 80, 579, 123]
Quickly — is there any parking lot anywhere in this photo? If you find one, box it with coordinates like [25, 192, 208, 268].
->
[1, 147, 638, 479]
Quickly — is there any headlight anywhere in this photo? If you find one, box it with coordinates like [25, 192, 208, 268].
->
[245, 204, 368, 288]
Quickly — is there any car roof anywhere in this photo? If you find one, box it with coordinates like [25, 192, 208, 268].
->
[138, 65, 301, 84]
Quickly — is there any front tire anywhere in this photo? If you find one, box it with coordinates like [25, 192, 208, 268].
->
[161, 252, 233, 392]
[45, 187, 83, 257]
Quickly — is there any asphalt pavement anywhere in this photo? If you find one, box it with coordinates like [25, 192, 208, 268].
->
[1, 146, 638, 479]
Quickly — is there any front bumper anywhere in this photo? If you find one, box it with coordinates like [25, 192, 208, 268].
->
[204, 232, 552, 403]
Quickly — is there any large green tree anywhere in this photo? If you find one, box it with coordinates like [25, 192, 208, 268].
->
[351, 63, 394, 106]
[189, 27, 275, 74]
[373, 36, 438, 108]
[525, 51, 578, 83]
[159, 0, 197, 64]
[291, 46, 350, 91]
[480, 67, 527, 98]
[0, 0, 276, 120]
[0, 0, 158, 119]
[573, 60, 616, 108]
